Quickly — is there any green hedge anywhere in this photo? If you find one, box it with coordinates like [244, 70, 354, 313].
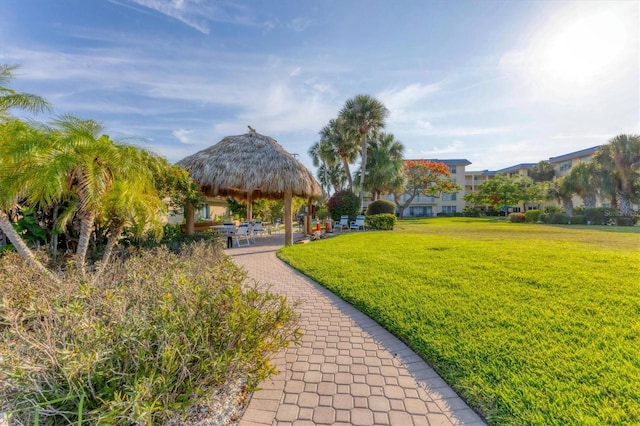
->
[584, 207, 618, 225]
[365, 213, 397, 230]
[542, 213, 570, 224]
[366, 199, 395, 216]
[525, 209, 543, 223]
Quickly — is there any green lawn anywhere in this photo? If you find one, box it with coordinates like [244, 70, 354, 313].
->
[277, 218, 640, 425]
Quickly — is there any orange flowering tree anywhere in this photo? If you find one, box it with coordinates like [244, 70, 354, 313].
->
[393, 160, 461, 217]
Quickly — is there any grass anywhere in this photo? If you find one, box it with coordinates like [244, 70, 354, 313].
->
[278, 217, 640, 425]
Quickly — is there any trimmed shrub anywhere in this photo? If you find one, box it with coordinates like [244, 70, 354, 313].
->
[316, 208, 330, 220]
[525, 209, 543, 223]
[366, 199, 395, 216]
[584, 207, 618, 225]
[509, 213, 526, 223]
[365, 213, 396, 230]
[0, 242, 298, 424]
[327, 190, 360, 222]
[543, 213, 569, 224]
[615, 216, 638, 226]
[570, 215, 586, 225]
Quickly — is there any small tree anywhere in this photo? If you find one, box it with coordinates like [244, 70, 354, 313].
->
[393, 160, 460, 217]
[327, 190, 360, 222]
[529, 160, 555, 183]
[464, 174, 534, 214]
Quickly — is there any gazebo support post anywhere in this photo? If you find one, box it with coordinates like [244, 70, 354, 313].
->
[185, 203, 195, 235]
[246, 197, 253, 221]
[284, 190, 293, 246]
[306, 197, 313, 235]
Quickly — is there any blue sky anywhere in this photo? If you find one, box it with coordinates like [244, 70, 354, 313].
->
[1, 0, 638, 173]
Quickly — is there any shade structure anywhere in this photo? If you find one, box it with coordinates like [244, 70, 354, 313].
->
[177, 131, 322, 245]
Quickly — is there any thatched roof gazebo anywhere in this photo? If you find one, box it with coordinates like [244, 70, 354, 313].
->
[178, 130, 322, 245]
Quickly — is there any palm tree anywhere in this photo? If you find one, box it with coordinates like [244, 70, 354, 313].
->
[0, 120, 60, 282]
[319, 117, 358, 191]
[0, 66, 56, 280]
[3, 115, 165, 272]
[567, 162, 599, 208]
[594, 134, 640, 216]
[547, 176, 575, 217]
[356, 132, 405, 200]
[339, 95, 389, 208]
[0, 64, 50, 119]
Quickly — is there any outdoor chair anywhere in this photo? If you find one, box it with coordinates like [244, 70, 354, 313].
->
[334, 215, 349, 232]
[349, 215, 366, 231]
[234, 224, 251, 246]
[252, 221, 266, 238]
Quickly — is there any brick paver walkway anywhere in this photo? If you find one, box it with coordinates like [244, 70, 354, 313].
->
[230, 233, 485, 426]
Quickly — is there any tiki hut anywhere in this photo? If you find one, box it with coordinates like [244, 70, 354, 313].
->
[177, 130, 322, 245]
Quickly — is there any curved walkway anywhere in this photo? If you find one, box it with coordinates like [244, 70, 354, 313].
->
[230, 233, 485, 426]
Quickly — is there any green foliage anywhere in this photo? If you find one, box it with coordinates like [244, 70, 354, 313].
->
[508, 212, 525, 223]
[327, 190, 360, 222]
[364, 213, 396, 230]
[542, 212, 569, 224]
[0, 242, 299, 424]
[529, 160, 555, 182]
[366, 199, 395, 216]
[465, 173, 534, 210]
[615, 216, 638, 226]
[13, 207, 47, 245]
[278, 218, 640, 425]
[584, 207, 619, 225]
[570, 215, 586, 225]
[316, 208, 329, 220]
[524, 209, 543, 223]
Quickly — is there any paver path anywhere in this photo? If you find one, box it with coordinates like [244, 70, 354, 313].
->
[230, 233, 485, 426]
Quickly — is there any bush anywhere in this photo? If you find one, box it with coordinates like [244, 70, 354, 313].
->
[570, 215, 586, 225]
[615, 216, 638, 226]
[365, 213, 396, 230]
[525, 209, 543, 223]
[366, 199, 395, 216]
[327, 190, 360, 222]
[509, 213, 526, 223]
[584, 207, 619, 225]
[542, 213, 569, 224]
[316, 208, 330, 220]
[0, 242, 298, 424]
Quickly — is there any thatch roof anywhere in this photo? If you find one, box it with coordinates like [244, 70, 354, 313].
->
[177, 131, 322, 201]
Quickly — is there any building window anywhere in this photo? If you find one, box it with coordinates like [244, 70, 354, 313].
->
[449, 166, 457, 174]
[443, 193, 457, 201]
[559, 161, 572, 172]
[442, 206, 457, 214]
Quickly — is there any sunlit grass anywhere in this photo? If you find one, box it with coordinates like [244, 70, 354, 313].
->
[278, 218, 640, 425]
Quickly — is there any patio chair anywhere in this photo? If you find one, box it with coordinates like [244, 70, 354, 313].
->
[234, 224, 251, 247]
[349, 215, 366, 231]
[334, 215, 349, 232]
[253, 221, 266, 238]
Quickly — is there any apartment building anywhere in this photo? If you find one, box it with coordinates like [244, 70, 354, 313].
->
[385, 159, 471, 218]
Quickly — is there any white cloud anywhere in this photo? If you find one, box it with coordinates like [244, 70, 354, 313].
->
[172, 128, 192, 143]
[289, 18, 311, 32]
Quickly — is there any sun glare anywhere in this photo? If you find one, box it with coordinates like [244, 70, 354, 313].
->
[524, 4, 635, 97]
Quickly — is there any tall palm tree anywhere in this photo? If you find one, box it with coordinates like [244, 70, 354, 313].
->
[594, 134, 640, 216]
[319, 117, 358, 191]
[356, 132, 405, 200]
[567, 162, 599, 208]
[339, 95, 389, 208]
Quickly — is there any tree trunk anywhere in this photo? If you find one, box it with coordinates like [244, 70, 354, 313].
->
[341, 157, 353, 191]
[95, 220, 125, 281]
[583, 194, 597, 209]
[617, 191, 632, 216]
[0, 210, 60, 283]
[359, 134, 368, 211]
[562, 197, 574, 218]
[75, 211, 96, 272]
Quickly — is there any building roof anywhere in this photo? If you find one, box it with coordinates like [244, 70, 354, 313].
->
[548, 145, 601, 163]
[492, 163, 537, 174]
[404, 158, 471, 166]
